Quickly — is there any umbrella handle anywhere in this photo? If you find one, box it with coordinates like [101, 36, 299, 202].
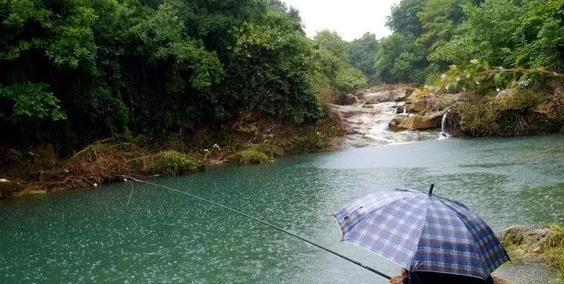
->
[429, 184, 435, 196]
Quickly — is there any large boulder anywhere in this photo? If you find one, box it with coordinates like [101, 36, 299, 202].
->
[499, 225, 563, 264]
[388, 111, 444, 131]
[364, 89, 411, 104]
[499, 225, 552, 252]
[341, 93, 359, 105]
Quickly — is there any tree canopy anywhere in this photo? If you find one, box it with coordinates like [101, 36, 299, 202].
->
[375, 0, 563, 85]
[0, 0, 335, 150]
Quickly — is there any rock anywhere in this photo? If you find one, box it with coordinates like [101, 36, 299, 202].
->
[499, 225, 551, 248]
[497, 225, 563, 283]
[388, 111, 444, 131]
[364, 90, 410, 104]
[341, 94, 359, 105]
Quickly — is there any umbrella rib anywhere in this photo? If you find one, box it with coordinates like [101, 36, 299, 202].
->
[343, 193, 417, 232]
[437, 199, 506, 276]
[344, 195, 430, 269]
[408, 196, 432, 270]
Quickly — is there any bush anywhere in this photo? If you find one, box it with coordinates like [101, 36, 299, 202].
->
[458, 94, 497, 136]
[232, 148, 270, 165]
[289, 131, 328, 153]
[149, 151, 203, 176]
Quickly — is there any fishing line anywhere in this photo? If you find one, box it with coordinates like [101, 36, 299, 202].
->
[124, 176, 391, 280]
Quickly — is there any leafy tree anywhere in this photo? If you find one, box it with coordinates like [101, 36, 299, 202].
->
[433, 0, 563, 71]
[387, 0, 428, 37]
[417, 0, 470, 60]
[376, 34, 428, 84]
[311, 31, 368, 95]
[313, 30, 349, 59]
[376, 0, 430, 84]
[0, 0, 328, 150]
[347, 33, 379, 83]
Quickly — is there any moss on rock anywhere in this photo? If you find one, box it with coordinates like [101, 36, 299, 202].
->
[500, 224, 564, 280]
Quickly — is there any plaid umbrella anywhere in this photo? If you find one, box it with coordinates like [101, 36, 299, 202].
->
[334, 187, 510, 280]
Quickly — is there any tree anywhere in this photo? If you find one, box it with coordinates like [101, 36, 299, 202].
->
[313, 30, 349, 59]
[0, 0, 328, 149]
[433, 0, 564, 71]
[376, 34, 428, 84]
[347, 33, 379, 83]
[387, 0, 428, 37]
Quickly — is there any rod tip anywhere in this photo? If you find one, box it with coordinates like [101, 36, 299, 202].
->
[429, 184, 435, 196]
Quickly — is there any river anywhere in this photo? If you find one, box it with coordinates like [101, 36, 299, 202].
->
[1, 135, 563, 283]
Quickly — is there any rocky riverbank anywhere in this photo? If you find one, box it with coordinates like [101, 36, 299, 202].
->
[496, 225, 563, 283]
[330, 80, 563, 146]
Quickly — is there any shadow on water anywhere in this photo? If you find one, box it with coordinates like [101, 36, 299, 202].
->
[0, 134, 562, 283]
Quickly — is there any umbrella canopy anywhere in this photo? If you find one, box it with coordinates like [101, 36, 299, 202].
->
[334, 188, 510, 280]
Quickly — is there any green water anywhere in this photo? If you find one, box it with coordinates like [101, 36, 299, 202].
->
[1, 135, 563, 283]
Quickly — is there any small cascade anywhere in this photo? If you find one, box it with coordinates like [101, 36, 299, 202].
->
[331, 91, 440, 148]
[439, 110, 451, 139]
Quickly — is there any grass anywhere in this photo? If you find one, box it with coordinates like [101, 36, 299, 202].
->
[148, 151, 203, 176]
[231, 148, 271, 165]
[543, 225, 564, 279]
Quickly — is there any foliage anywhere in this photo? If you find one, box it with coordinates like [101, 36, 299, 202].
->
[377, 0, 563, 85]
[0, 82, 66, 122]
[387, 0, 427, 37]
[232, 148, 270, 165]
[432, 0, 564, 70]
[376, 0, 429, 84]
[311, 31, 368, 98]
[347, 33, 379, 83]
[439, 59, 563, 94]
[313, 30, 349, 59]
[150, 151, 203, 176]
[0, 0, 327, 151]
[417, 0, 472, 64]
[376, 34, 428, 84]
[226, 8, 323, 123]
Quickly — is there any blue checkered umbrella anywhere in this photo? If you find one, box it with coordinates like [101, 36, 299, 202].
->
[334, 188, 510, 280]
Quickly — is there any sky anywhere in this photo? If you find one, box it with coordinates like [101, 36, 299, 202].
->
[280, 0, 401, 41]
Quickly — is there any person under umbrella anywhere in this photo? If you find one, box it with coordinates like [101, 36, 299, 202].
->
[334, 186, 510, 284]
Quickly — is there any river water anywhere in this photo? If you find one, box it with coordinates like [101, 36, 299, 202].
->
[1, 135, 563, 283]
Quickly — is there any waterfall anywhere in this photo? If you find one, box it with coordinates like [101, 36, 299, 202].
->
[439, 110, 450, 139]
[402, 106, 407, 115]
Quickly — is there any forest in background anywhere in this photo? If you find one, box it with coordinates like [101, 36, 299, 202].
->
[1, 0, 562, 154]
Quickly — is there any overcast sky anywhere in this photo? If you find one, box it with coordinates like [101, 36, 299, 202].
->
[281, 0, 401, 41]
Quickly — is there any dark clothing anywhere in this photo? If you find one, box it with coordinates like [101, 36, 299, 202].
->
[405, 272, 494, 284]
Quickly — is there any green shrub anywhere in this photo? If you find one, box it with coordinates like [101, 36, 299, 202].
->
[232, 148, 270, 165]
[289, 131, 328, 153]
[149, 151, 203, 176]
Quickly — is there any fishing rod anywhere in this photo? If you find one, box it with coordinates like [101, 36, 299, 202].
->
[124, 176, 391, 280]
